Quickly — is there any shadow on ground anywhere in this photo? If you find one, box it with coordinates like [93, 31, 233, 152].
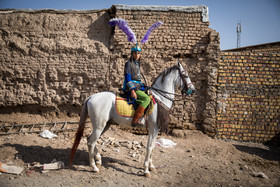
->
[1, 143, 142, 176]
[233, 144, 280, 162]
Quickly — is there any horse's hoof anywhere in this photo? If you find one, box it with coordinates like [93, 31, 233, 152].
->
[149, 167, 157, 173]
[144, 172, 151, 178]
[93, 166, 100, 173]
[96, 163, 101, 168]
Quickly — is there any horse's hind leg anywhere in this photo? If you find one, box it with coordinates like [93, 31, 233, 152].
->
[87, 127, 103, 172]
[93, 123, 112, 168]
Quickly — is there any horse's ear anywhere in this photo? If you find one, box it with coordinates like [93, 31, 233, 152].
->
[177, 61, 182, 68]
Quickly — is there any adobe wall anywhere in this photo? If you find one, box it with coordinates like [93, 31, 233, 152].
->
[0, 5, 220, 136]
[0, 9, 111, 114]
[218, 52, 280, 145]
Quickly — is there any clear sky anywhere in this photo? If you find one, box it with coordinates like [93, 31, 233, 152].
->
[1, 0, 279, 50]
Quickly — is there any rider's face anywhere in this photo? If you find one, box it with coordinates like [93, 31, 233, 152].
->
[132, 51, 141, 61]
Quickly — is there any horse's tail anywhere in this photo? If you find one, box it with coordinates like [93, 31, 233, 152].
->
[69, 97, 90, 166]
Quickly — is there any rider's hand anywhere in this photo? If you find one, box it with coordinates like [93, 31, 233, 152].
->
[131, 90, 137, 99]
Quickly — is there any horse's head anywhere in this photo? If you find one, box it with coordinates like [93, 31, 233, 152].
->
[177, 62, 196, 96]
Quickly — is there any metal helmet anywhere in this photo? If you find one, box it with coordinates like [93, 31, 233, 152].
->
[131, 43, 141, 52]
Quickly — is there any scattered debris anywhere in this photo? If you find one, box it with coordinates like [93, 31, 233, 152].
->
[156, 138, 177, 148]
[43, 161, 64, 170]
[239, 164, 249, 171]
[0, 121, 91, 135]
[252, 172, 268, 179]
[101, 137, 115, 146]
[132, 141, 142, 150]
[119, 140, 133, 149]
[28, 162, 43, 169]
[0, 163, 24, 175]
[40, 130, 58, 139]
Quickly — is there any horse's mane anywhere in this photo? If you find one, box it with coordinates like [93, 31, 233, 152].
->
[151, 65, 179, 87]
[150, 65, 179, 134]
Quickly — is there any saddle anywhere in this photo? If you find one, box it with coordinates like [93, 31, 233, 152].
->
[115, 94, 155, 118]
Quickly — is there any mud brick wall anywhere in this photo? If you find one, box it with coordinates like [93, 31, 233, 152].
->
[0, 5, 220, 136]
[217, 52, 280, 144]
[0, 9, 111, 114]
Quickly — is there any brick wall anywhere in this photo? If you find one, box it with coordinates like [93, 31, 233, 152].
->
[223, 41, 280, 54]
[217, 52, 280, 144]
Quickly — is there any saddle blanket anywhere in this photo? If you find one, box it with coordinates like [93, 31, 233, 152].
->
[115, 95, 155, 117]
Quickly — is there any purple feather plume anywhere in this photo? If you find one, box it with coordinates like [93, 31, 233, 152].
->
[109, 18, 137, 43]
[141, 21, 163, 44]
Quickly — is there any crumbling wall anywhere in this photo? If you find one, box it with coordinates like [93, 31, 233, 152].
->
[0, 5, 220, 136]
[0, 9, 111, 114]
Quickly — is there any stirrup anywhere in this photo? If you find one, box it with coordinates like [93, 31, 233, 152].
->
[132, 121, 145, 127]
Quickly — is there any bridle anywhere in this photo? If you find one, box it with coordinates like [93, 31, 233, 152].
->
[151, 65, 194, 102]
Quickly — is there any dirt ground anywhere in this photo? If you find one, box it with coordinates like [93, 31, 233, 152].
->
[0, 113, 280, 187]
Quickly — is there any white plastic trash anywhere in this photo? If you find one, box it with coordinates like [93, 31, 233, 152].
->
[156, 138, 177, 148]
[0, 163, 24, 175]
[43, 161, 64, 170]
[40, 130, 58, 139]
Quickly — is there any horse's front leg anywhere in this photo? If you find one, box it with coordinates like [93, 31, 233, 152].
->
[94, 146, 102, 168]
[144, 127, 159, 177]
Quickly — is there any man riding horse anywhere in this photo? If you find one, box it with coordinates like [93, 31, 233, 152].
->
[123, 43, 150, 127]
[70, 18, 196, 178]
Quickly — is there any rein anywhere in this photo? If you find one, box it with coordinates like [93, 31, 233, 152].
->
[150, 86, 181, 102]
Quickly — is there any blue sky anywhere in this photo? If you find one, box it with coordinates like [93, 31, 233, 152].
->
[1, 0, 279, 50]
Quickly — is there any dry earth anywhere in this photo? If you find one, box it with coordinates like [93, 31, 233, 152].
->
[0, 113, 279, 187]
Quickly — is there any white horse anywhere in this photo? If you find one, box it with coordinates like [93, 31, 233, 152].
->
[69, 62, 196, 178]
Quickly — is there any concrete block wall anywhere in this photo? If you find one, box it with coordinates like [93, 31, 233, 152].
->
[217, 52, 280, 144]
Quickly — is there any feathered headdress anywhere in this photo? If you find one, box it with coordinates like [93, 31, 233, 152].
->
[109, 18, 163, 47]
[108, 18, 137, 43]
[141, 21, 163, 44]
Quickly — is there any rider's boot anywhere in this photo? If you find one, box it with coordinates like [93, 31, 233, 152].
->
[131, 105, 146, 127]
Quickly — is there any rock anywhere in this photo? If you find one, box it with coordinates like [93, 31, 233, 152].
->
[132, 141, 142, 149]
[239, 164, 249, 171]
[252, 172, 268, 179]
[119, 140, 132, 149]
[171, 129, 185, 138]
[76, 76, 83, 84]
